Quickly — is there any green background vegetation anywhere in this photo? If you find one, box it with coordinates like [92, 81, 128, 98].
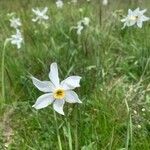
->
[0, 0, 150, 149]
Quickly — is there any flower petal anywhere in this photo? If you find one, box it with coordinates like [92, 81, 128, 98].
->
[49, 62, 60, 87]
[32, 8, 36, 13]
[32, 93, 54, 109]
[53, 100, 65, 115]
[31, 76, 55, 92]
[43, 15, 49, 20]
[61, 76, 81, 90]
[128, 9, 133, 15]
[133, 7, 140, 14]
[42, 7, 48, 14]
[142, 16, 149, 22]
[65, 91, 82, 103]
[121, 18, 126, 22]
[32, 18, 38, 22]
[140, 9, 147, 14]
[137, 21, 143, 28]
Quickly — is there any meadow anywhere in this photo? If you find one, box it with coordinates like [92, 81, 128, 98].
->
[0, 0, 150, 149]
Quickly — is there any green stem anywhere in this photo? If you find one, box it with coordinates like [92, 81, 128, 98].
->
[74, 105, 78, 150]
[124, 98, 132, 150]
[1, 41, 7, 106]
[53, 111, 62, 150]
[67, 122, 72, 150]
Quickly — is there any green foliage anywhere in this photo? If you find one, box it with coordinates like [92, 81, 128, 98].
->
[0, 0, 150, 149]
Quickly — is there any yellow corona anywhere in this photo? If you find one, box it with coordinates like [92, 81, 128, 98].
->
[53, 89, 65, 99]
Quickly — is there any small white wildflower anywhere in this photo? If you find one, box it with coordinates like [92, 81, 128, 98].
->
[141, 108, 146, 112]
[72, 0, 77, 3]
[79, 8, 83, 13]
[102, 0, 108, 6]
[133, 110, 137, 115]
[32, 7, 49, 24]
[82, 17, 90, 26]
[75, 17, 90, 35]
[9, 17, 22, 29]
[31, 62, 82, 115]
[76, 23, 84, 35]
[7, 29, 23, 49]
[121, 8, 149, 29]
[137, 124, 142, 129]
[56, 0, 63, 9]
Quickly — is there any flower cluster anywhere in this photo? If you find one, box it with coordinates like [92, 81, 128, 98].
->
[5, 2, 150, 116]
[7, 29, 23, 49]
[7, 15, 23, 49]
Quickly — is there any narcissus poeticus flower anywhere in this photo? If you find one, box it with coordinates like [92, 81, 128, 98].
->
[9, 17, 22, 29]
[75, 17, 90, 35]
[121, 8, 149, 29]
[31, 62, 82, 115]
[7, 29, 23, 49]
[32, 7, 49, 24]
[56, 0, 64, 9]
[102, 0, 108, 6]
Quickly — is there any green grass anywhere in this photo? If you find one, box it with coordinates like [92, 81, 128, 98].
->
[0, 0, 150, 149]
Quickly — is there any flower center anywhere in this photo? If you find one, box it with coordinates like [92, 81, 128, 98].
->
[53, 89, 65, 99]
[130, 16, 138, 21]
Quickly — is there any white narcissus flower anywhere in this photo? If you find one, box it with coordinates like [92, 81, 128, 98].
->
[31, 62, 82, 115]
[82, 17, 90, 26]
[75, 17, 90, 35]
[77, 25, 84, 35]
[133, 8, 149, 28]
[7, 29, 23, 49]
[56, 0, 64, 9]
[9, 17, 22, 29]
[121, 9, 137, 28]
[32, 7, 49, 24]
[72, 0, 77, 3]
[76, 21, 84, 35]
[121, 8, 149, 29]
[102, 0, 108, 6]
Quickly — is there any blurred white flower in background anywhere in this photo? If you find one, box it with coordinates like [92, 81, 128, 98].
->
[7, 29, 23, 49]
[82, 17, 90, 26]
[32, 7, 49, 24]
[72, 0, 77, 3]
[121, 8, 149, 29]
[76, 22, 84, 35]
[137, 124, 142, 129]
[141, 108, 146, 112]
[102, 0, 108, 6]
[9, 17, 22, 29]
[75, 17, 90, 35]
[56, 0, 63, 9]
[32, 62, 82, 115]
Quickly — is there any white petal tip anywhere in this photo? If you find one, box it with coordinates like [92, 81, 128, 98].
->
[32, 105, 36, 108]
[56, 111, 65, 115]
[78, 101, 82, 104]
[30, 76, 34, 79]
[51, 62, 57, 66]
[32, 104, 41, 110]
